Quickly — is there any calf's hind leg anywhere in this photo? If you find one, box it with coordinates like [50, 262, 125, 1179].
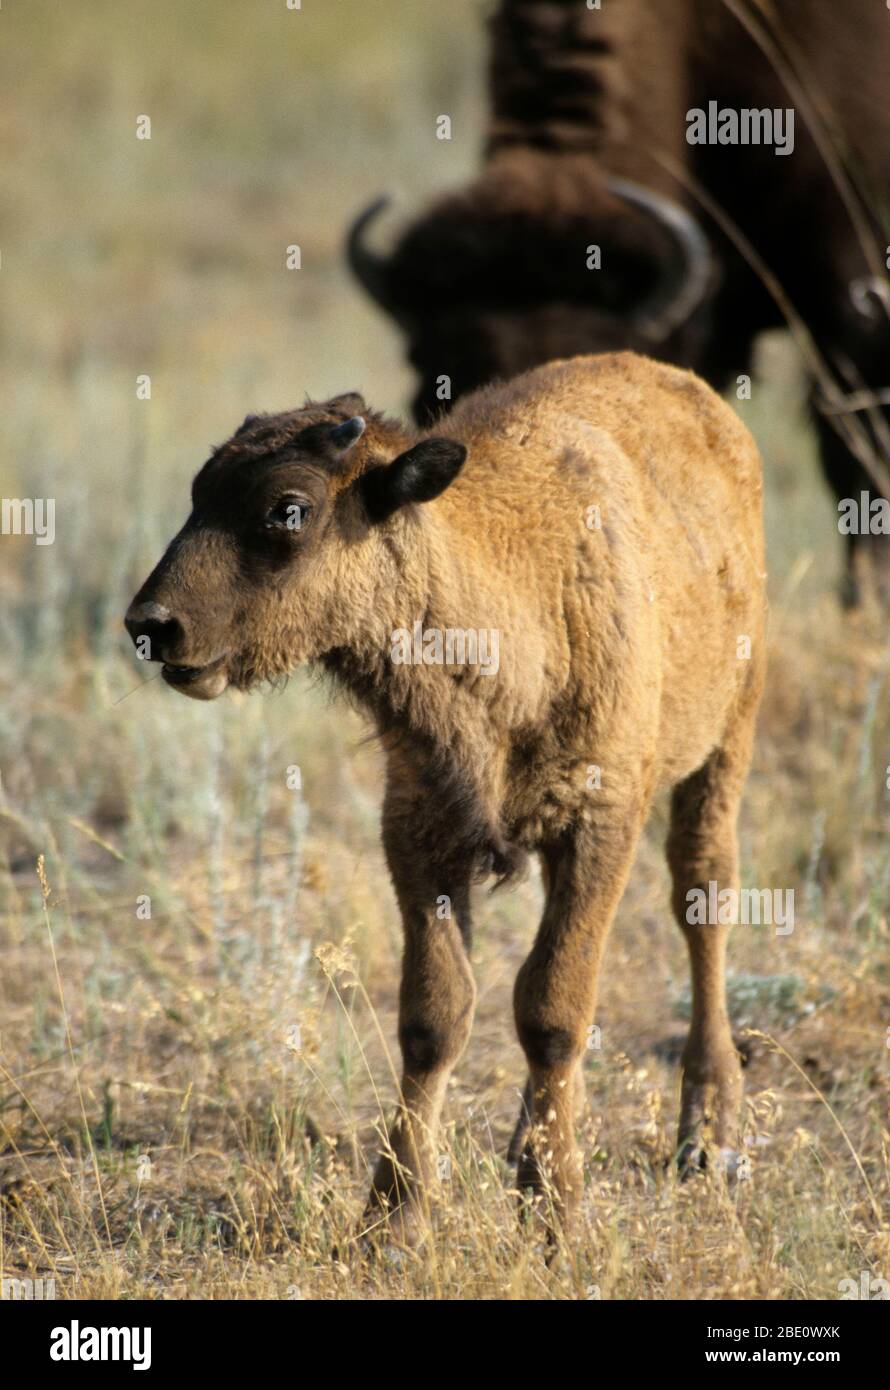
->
[667, 697, 759, 1173]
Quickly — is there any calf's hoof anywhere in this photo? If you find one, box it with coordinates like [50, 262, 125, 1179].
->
[360, 1200, 426, 1255]
[677, 1140, 746, 1183]
[362, 1160, 430, 1252]
[677, 1139, 706, 1179]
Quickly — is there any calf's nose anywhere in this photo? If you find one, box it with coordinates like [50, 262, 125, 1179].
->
[124, 601, 184, 662]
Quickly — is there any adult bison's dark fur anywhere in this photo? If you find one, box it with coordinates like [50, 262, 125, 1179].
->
[349, 0, 890, 601]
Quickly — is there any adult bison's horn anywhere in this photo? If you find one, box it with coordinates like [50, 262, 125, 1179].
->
[347, 195, 396, 311]
[849, 275, 890, 321]
[606, 177, 712, 342]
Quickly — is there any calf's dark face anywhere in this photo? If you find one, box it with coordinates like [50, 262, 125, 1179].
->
[124, 400, 466, 700]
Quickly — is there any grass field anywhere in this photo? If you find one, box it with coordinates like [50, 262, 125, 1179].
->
[1, 0, 888, 1300]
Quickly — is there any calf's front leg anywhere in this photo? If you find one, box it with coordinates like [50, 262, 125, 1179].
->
[364, 795, 475, 1241]
[513, 808, 645, 1231]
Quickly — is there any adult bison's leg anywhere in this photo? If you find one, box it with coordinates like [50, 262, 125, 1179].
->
[813, 386, 890, 608]
[805, 272, 890, 606]
[364, 781, 476, 1242]
[666, 690, 759, 1174]
[513, 808, 645, 1232]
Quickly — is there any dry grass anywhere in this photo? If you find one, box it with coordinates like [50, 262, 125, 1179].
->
[1, 0, 889, 1300]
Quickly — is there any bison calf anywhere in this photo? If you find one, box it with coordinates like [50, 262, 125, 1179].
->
[126, 352, 766, 1237]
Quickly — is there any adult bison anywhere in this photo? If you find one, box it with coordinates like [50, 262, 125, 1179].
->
[349, 0, 890, 600]
[125, 353, 766, 1239]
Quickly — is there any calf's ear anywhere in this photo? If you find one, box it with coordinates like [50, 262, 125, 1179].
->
[361, 438, 467, 523]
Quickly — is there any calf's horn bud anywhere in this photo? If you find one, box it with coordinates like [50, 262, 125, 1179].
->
[330, 416, 366, 451]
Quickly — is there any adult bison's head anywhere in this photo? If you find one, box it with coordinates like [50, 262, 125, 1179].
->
[349, 153, 713, 423]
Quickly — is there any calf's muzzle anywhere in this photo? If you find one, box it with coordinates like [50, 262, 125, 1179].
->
[124, 601, 185, 663]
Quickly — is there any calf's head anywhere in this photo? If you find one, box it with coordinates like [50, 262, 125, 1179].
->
[124, 394, 466, 699]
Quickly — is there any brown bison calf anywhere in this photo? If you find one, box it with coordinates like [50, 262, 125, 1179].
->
[126, 352, 765, 1236]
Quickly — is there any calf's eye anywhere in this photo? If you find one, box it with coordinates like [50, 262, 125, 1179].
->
[265, 496, 311, 532]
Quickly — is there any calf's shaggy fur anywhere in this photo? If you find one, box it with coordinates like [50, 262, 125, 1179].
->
[126, 352, 766, 1235]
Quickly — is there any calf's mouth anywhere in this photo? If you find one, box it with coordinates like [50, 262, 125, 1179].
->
[161, 652, 229, 701]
